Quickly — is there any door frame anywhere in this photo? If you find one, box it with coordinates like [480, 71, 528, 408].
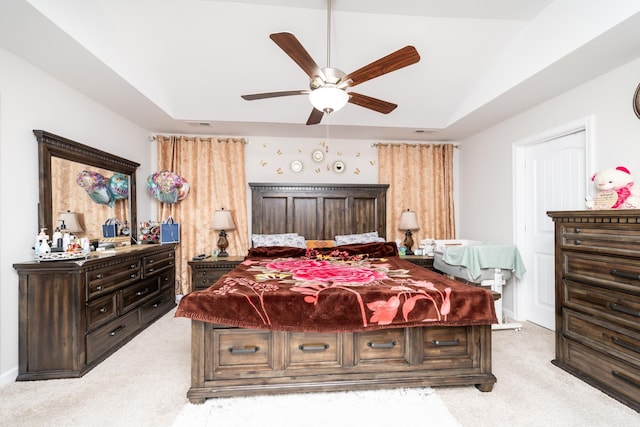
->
[512, 116, 594, 322]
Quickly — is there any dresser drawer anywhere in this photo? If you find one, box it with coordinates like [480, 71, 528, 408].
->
[144, 250, 175, 277]
[563, 252, 640, 292]
[121, 278, 160, 312]
[560, 223, 640, 256]
[421, 326, 475, 369]
[140, 287, 175, 324]
[564, 308, 640, 365]
[285, 332, 342, 369]
[158, 269, 175, 291]
[86, 292, 118, 331]
[564, 280, 640, 330]
[87, 260, 141, 299]
[355, 328, 408, 365]
[86, 309, 140, 364]
[563, 338, 640, 411]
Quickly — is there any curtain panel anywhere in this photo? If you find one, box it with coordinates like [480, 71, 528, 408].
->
[377, 143, 456, 243]
[156, 135, 248, 295]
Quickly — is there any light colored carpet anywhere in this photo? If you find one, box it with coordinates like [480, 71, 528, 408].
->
[0, 308, 638, 426]
[173, 387, 460, 427]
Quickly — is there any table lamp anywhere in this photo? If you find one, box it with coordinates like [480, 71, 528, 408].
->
[399, 209, 419, 255]
[212, 209, 236, 257]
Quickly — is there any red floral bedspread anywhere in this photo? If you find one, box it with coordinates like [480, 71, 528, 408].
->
[176, 248, 497, 332]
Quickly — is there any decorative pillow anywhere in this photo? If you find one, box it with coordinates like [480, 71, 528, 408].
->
[335, 231, 384, 246]
[305, 239, 336, 249]
[246, 246, 307, 258]
[316, 241, 398, 257]
[252, 233, 301, 248]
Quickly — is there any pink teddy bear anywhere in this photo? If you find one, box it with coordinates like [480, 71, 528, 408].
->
[588, 166, 640, 209]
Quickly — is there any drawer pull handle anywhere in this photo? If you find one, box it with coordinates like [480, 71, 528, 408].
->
[136, 288, 151, 297]
[130, 274, 137, 279]
[432, 339, 460, 347]
[148, 268, 155, 273]
[299, 343, 329, 352]
[573, 228, 581, 233]
[130, 264, 136, 268]
[610, 303, 640, 318]
[610, 269, 640, 281]
[96, 274, 104, 279]
[152, 302, 161, 308]
[574, 239, 582, 245]
[611, 370, 640, 389]
[611, 336, 640, 354]
[109, 325, 126, 337]
[228, 345, 260, 354]
[99, 307, 107, 314]
[148, 259, 155, 264]
[96, 285, 104, 291]
[367, 340, 397, 349]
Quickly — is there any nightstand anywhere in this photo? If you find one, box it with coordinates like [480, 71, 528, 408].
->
[189, 256, 245, 291]
[401, 255, 434, 270]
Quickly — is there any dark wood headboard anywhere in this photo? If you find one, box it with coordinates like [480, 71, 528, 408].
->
[249, 183, 389, 240]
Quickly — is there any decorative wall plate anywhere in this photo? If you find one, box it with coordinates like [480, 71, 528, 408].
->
[312, 149, 325, 162]
[332, 160, 346, 173]
[290, 160, 303, 173]
[634, 82, 640, 119]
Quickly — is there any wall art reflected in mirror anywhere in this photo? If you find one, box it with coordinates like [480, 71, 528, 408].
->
[34, 130, 139, 242]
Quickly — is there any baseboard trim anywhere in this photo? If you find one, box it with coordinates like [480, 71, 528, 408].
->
[0, 366, 18, 387]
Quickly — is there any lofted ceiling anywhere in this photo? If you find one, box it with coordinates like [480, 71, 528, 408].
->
[2, 0, 640, 141]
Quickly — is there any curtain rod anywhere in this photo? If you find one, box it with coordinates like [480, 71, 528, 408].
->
[371, 142, 459, 148]
[152, 135, 247, 144]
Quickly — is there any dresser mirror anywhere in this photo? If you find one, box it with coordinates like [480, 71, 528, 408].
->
[34, 130, 140, 242]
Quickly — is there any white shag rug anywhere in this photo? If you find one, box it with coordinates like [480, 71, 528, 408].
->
[173, 387, 461, 427]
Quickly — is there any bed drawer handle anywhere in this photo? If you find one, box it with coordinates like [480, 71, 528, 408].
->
[228, 345, 260, 354]
[98, 307, 107, 314]
[611, 336, 640, 354]
[610, 269, 640, 281]
[367, 340, 397, 349]
[573, 239, 582, 245]
[432, 339, 460, 347]
[610, 303, 640, 318]
[298, 343, 329, 352]
[109, 325, 126, 337]
[611, 370, 640, 389]
[573, 228, 581, 233]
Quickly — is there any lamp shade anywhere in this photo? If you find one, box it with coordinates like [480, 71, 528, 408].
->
[399, 209, 419, 231]
[308, 86, 349, 113]
[212, 209, 236, 231]
[59, 211, 83, 233]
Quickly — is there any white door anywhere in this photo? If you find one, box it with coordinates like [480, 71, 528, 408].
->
[523, 130, 586, 329]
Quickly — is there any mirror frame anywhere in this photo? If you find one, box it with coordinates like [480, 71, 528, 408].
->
[34, 130, 140, 242]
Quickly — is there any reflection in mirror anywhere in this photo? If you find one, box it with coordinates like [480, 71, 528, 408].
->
[34, 130, 139, 242]
[51, 157, 130, 239]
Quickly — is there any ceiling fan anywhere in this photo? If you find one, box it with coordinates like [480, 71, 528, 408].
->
[241, 0, 421, 125]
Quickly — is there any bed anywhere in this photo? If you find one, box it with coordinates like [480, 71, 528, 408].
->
[176, 183, 497, 403]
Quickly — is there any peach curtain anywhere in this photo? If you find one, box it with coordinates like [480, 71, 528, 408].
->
[156, 135, 249, 295]
[51, 157, 129, 238]
[377, 143, 455, 243]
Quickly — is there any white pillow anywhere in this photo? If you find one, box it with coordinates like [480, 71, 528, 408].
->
[335, 232, 384, 246]
[252, 233, 305, 248]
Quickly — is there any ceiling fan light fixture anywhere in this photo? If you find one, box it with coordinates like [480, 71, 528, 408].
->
[308, 86, 349, 114]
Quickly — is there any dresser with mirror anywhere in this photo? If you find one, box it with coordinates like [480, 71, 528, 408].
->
[14, 131, 176, 380]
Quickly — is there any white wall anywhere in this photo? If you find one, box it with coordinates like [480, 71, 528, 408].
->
[457, 56, 640, 318]
[0, 47, 153, 385]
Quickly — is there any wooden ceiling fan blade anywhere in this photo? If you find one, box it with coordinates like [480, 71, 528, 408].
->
[306, 108, 324, 125]
[241, 90, 309, 100]
[270, 32, 325, 81]
[342, 46, 420, 88]
[348, 92, 397, 114]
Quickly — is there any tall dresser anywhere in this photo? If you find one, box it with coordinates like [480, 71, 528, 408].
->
[13, 244, 176, 380]
[547, 210, 640, 412]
